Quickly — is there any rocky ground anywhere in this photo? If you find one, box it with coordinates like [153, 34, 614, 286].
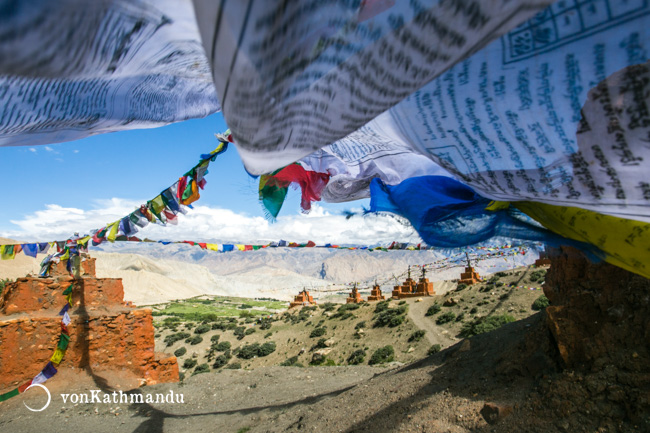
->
[1, 252, 648, 433]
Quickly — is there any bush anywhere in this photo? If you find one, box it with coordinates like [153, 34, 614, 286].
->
[210, 334, 220, 343]
[239, 304, 253, 309]
[164, 332, 190, 347]
[347, 349, 366, 365]
[245, 328, 256, 335]
[369, 346, 394, 365]
[456, 283, 467, 291]
[259, 318, 272, 330]
[408, 330, 426, 342]
[455, 313, 465, 322]
[529, 270, 546, 282]
[330, 303, 360, 319]
[226, 362, 241, 369]
[309, 327, 327, 338]
[183, 358, 197, 369]
[436, 311, 456, 325]
[398, 300, 406, 305]
[320, 302, 337, 312]
[173, 347, 187, 357]
[374, 307, 406, 328]
[459, 314, 516, 338]
[427, 344, 442, 356]
[470, 307, 478, 314]
[280, 355, 300, 366]
[374, 300, 389, 313]
[212, 355, 228, 369]
[313, 338, 328, 349]
[532, 295, 550, 310]
[237, 343, 260, 359]
[425, 304, 441, 316]
[239, 310, 254, 318]
[214, 341, 231, 351]
[194, 324, 211, 334]
[258, 342, 276, 357]
[186, 335, 203, 345]
[193, 363, 210, 375]
[355, 321, 366, 330]
[496, 272, 508, 278]
[233, 326, 246, 340]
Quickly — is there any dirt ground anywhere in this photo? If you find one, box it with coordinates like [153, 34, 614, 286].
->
[4, 264, 644, 433]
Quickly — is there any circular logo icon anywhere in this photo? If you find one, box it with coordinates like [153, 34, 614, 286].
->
[23, 383, 51, 412]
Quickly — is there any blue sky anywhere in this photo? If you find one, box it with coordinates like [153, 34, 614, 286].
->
[0, 113, 416, 244]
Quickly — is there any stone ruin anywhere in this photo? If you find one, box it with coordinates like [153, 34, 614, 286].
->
[392, 267, 435, 299]
[289, 289, 316, 308]
[346, 285, 363, 304]
[367, 284, 385, 301]
[0, 257, 178, 393]
[535, 250, 552, 267]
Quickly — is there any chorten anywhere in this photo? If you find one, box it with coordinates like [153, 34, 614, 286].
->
[346, 284, 363, 304]
[289, 289, 316, 308]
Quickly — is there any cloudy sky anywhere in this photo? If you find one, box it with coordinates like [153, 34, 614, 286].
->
[0, 112, 420, 245]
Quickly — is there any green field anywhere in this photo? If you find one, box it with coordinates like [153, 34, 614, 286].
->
[151, 296, 287, 321]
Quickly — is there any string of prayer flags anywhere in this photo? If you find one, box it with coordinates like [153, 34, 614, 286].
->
[0, 282, 73, 402]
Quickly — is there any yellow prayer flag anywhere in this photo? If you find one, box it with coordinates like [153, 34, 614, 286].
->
[235, 244, 245, 251]
[206, 243, 219, 252]
[50, 348, 65, 364]
[107, 220, 120, 242]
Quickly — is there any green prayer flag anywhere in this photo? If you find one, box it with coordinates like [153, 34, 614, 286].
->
[58, 333, 71, 350]
[62, 284, 72, 296]
[0, 388, 19, 402]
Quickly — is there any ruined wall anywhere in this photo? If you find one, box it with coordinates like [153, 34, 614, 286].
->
[0, 264, 178, 392]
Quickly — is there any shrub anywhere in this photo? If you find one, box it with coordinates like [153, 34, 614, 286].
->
[408, 330, 426, 342]
[470, 307, 478, 314]
[173, 347, 187, 357]
[193, 363, 210, 375]
[456, 313, 465, 322]
[212, 355, 228, 369]
[427, 344, 442, 356]
[237, 343, 260, 359]
[186, 335, 203, 345]
[355, 321, 366, 330]
[436, 311, 456, 325]
[183, 358, 197, 369]
[214, 341, 231, 351]
[425, 304, 441, 316]
[529, 270, 546, 282]
[210, 334, 220, 343]
[194, 324, 211, 334]
[264, 331, 273, 339]
[245, 328, 256, 335]
[259, 318, 272, 330]
[398, 300, 406, 305]
[313, 338, 328, 349]
[347, 349, 366, 365]
[374, 308, 406, 328]
[459, 314, 516, 338]
[233, 326, 246, 340]
[488, 276, 500, 284]
[496, 272, 508, 278]
[309, 327, 327, 338]
[369, 345, 394, 365]
[226, 362, 241, 369]
[280, 356, 299, 366]
[456, 283, 467, 291]
[164, 332, 190, 347]
[257, 342, 276, 357]
[320, 302, 337, 312]
[239, 304, 253, 309]
[532, 295, 550, 311]
[374, 300, 389, 313]
[239, 310, 254, 318]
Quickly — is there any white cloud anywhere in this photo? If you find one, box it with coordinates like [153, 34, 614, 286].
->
[44, 146, 54, 152]
[1, 200, 421, 245]
[29, 148, 36, 153]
